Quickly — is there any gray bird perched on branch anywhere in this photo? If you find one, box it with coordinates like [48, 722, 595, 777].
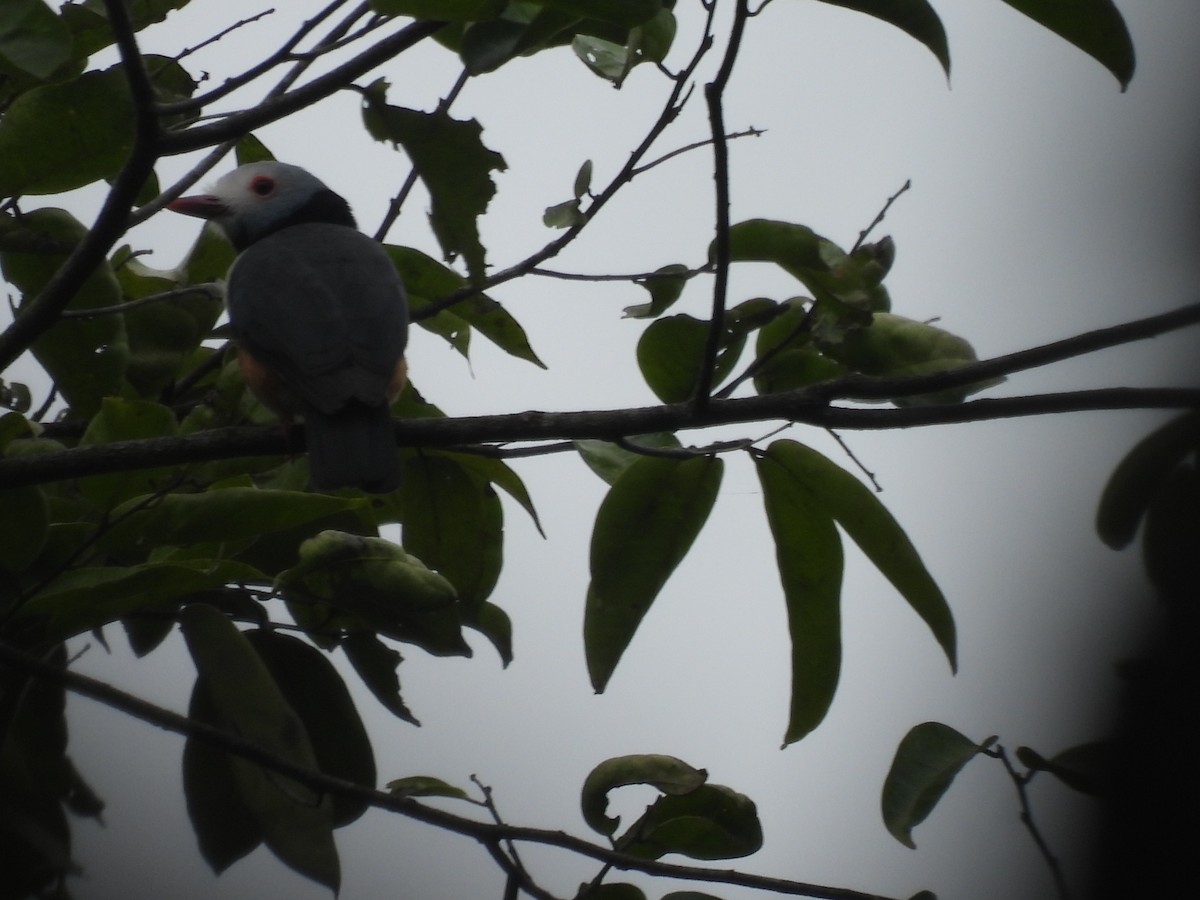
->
[169, 161, 409, 493]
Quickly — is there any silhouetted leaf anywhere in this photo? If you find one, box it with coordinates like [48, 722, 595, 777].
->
[882, 722, 994, 848]
[637, 314, 744, 403]
[399, 454, 502, 612]
[618, 784, 763, 861]
[364, 81, 506, 283]
[180, 605, 339, 890]
[582, 754, 708, 836]
[755, 445, 844, 745]
[1016, 741, 1113, 797]
[999, 0, 1134, 89]
[1096, 412, 1200, 549]
[765, 440, 956, 672]
[245, 630, 376, 827]
[814, 0, 949, 76]
[342, 633, 420, 724]
[624, 264, 690, 319]
[585, 455, 723, 691]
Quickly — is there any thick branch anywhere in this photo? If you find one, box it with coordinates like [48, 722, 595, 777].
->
[2, 386, 1197, 490]
[0, 637, 901, 900]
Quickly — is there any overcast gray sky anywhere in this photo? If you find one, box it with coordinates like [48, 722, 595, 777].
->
[38, 2, 1200, 899]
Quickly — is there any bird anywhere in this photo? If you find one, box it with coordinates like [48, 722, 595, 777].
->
[168, 161, 408, 493]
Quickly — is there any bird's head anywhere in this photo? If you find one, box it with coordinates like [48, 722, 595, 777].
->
[167, 161, 357, 250]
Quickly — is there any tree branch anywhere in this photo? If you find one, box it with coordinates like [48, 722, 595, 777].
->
[156, 19, 445, 155]
[0, 636, 904, 900]
[695, 0, 751, 409]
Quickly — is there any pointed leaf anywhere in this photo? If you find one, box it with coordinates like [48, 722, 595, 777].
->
[1096, 412, 1200, 549]
[581, 754, 708, 836]
[813, 1, 949, 76]
[585, 455, 723, 691]
[180, 605, 339, 890]
[754, 446, 844, 745]
[245, 631, 376, 828]
[765, 440, 955, 671]
[881, 722, 994, 848]
[342, 633, 420, 725]
[386, 244, 544, 366]
[574, 433, 681, 485]
[999, 0, 1134, 89]
[183, 682, 264, 872]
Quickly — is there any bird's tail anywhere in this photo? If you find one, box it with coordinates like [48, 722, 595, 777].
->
[302, 401, 400, 493]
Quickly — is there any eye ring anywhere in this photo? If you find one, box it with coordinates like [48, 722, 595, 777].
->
[250, 176, 275, 196]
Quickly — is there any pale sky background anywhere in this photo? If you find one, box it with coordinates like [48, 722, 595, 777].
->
[21, 1, 1199, 899]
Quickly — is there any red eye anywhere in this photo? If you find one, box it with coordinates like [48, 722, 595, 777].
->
[250, 176, 274, 196]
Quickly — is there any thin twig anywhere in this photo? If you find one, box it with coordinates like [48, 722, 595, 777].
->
[824, 429, 882, 492]
[988, 745, 1072, 900]
[850, 180, 911, 254]
[60, 284, 222, 319]
[173, 8, 276, 63]
[631, 126, 765, 177]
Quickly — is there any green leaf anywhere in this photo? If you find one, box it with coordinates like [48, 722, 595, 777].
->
[386, 776, 471, 800]
[999, 0, 1134, 89]
[1096, 412, 1200, 550]
[183, 681, 264, 873]
[637, 314, 744, 403]
[1, 208, 127, 418]
[180, 605, 339, 890]
[618, 783, 763, 861]
[342, 633, 420, 725]
[573, 7, 675, 86]
[114, 249, 223, 398]
[881, 722, 994, 848]
[754, 445, 844, 745]
[77, 397, 179, 509]
[0, 483, 47, 574]
[0, 0, 73, 80]
[16, 559, 265, 641]
[813, 1, 950, 77]
[369, 0, 506, 20]
[765, 440, 956, 672]
[581, 754, 708, 836]
[386, 244, 544, 367]
[1016, 741, 1112, 797]
[0, 67, 135, 197]
[623, 264, 690, 319]
[399, 454, 503, 612]
[95, 487, 361, 554]
[585, 455, 723, 691]
[574, 433, 681, 485]
[435, 449, 545, 537]
[363, 82, 506, 283]
[244, 631, 376, 827]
